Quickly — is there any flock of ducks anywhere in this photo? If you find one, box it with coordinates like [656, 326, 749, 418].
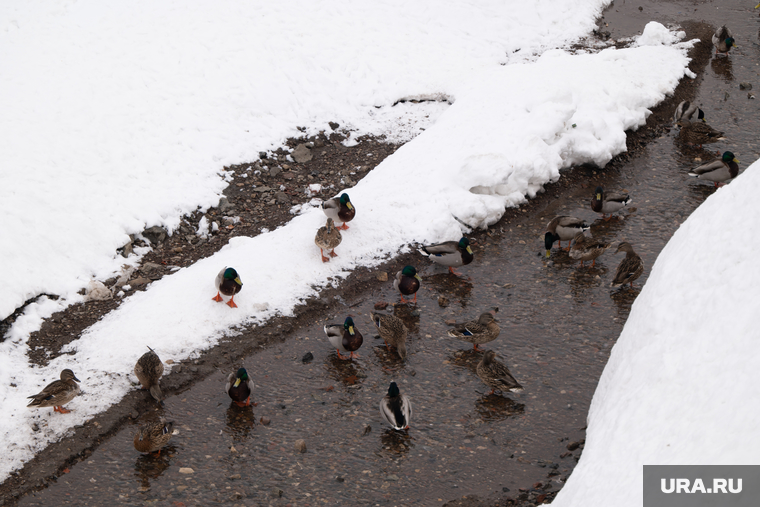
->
[25, 22, 744, 455]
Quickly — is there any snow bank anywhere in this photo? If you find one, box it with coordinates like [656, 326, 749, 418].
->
[551, 159, 760, 506]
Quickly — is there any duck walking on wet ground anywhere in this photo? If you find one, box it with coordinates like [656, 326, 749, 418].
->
[610, 242, 644, 289]
[324, 316, 361, 360]
[315, 217, 342, 262]
[712, 25, 737, 56]
[446, 307, 499, 351]
[379, 381, 412, 431]
[688, 151, 739, 187]
[134, 418, 175, 455]
[134, 346, 164, 402]
[569, 232, 611, 268]
[418, 237, 473, 276]
[591, 186, 631, 221]
[476, 350, 523, 395]
[394, 265, 422, 303]
[27, 369, 81, 414]
[322, 192, 355, 230]
[226, 367, 255, 407]
[213, 267, 243, 308]
[544, 216, 589, 256]
[371, 312, 408, 360]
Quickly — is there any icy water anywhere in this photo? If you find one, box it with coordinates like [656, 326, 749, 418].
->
[16, 2, 760, 506]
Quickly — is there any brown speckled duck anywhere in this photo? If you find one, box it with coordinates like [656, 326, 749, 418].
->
[315, 218, 342, 262]
[446, 307, 499, 351]
[610, 242, 644, 289]
[134, 346, 164, 402]
[569, 232, 611, 268]
[676, 119, 725, 147]
[134, 418, 175, 455]
[371, 312, 408, 359]
[27, 369, 81, 414]
[476, 350, 523, 395]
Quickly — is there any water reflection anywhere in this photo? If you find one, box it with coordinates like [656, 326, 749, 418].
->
[474, 394, 525, 422]
[710, 56, 734, 81]
[609, 286, 641, 316]
[447, 348, 482, 372]
[324, 354, 366, 387]
[379, 428, 414, 456]
[225, 403, 256, 441]
[392, 304, 421, 334]
[133, 445, 176, 488]
[425, 273, 473, 308]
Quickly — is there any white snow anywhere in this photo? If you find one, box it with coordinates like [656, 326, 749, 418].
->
[551, 159, 760, 506]
[0, 0, 698, 483]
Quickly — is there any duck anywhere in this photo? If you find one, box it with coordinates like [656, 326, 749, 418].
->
[673, 100, 705, 124]
[379, 381, 412, 431]
[134, 346, 164, 402]
[225, 367, 255, 407]
[133, 418, 175, 455]
[446, 307, 499, 351]
[476, 350, 523, 395]
[544, 216, 589, 256]
[322, 193, 355, 230]
[334, 316, 362, 359]
[394, 265, 422, 303]
[688, 151, 739, 187]
[315, 217, 342, 263]
[676, 119, 725, 147]
[569, 232, 611, 268]
[418, 237, 473, 275]
[610, 242, 644, 289]
[591, 186, 632, 220]
[712, 25, 737, 55]
[26, 369, 81, 414]
[212, 267, 243, 308]
[371, 312, 408, 359]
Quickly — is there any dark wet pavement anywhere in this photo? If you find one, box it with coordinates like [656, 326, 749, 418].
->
[15, 1, 760, 506]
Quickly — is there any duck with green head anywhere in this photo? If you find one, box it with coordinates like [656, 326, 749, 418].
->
[688, 151, 739, 187]
[226, 367, 255, 407]
[418, 237, 473, 275]
[213, 267, 243, 308]
[591, 186, 632, 221]
[338, 316, 363, 359]
[324, 316, 357, 359]
[379, 381, 412, 431]
[712, 25, 737, 55]
[544, 216, 589, 257]
[322, 192, 355, 230]
[394, 265, 422, 303]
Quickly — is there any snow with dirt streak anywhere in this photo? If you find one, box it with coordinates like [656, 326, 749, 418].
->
[0, 0, 695, 484]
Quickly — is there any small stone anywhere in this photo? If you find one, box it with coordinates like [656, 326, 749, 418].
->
[179, 467, 194, 474]
[171, 246, 183, 254]
[376, 271, 388, 282]
[387, 474, 399, 481]
[638, 5, 643, 10]
[129, 277, 151, 286]
[85, 281, 112, 301]
[536, 493, 547, 503]
[567, 441, 580, 451]
[269, 167, 282, 178]
[176, 486, 188, 492]
[329, 121, 340, 131]
[229, 474, 241, 480]
[274, 192, 290, 204]
[749, 93, 756, 100]
[219, 197, 234, 212]
[560, 452, 572, 458]
[362, 424, 372, 436]
[739, 82, 752, 90]
[302, 352, 314, 363]
[294, 439, 307, 453]
[230, 445, 237, 453]
[142, 226, 167, 246]
[292, 144, 313, 164]
[444, 319, 456, 325]
[410, 309, 421, 317]
[229, 491, 243, 500]
[260, 416, 271, 426]
[259, 151, 267, 159]
[502, 487, 510, 492]
[336, 476, 345, 483]
[119, 240, 133, 258]
[437, 296, 449, 308]
[271, 488, 283, 498]
[173, 364, 183, 373]
[374, 301, 389, 310]
[189, 366, 198, 373]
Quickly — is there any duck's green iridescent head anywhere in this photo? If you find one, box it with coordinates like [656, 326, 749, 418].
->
[594, 186, 603, 201]
[458, 237, 473, 255]
[722, 151, 738, 163]
[340, 193, 354, 210]
[234, 367, 248, 387]
[344, 316, 355, 335]
[224, 267, 242, 286]
[388, 381, 400, 397]
[401, 265, 421, 281]
[544, 232, 557, 257]
[726, 37, 736, 48]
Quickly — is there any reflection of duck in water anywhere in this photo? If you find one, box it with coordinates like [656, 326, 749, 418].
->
[379, 381, 412, 431]
[476, 350, 523, 395]
[475, 393, 525, 422]
[225, 402, 255, 441]
[446, 307, 499, 351]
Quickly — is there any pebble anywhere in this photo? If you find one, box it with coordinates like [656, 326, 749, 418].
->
[373, 301, 388, 310]
[142, 226, 167, 246]
[362, 424, 372, 436]
[260, 416, 271, 426]
[179, 468, 194, 474]
[176, 486, 188, 492]
[566, 441, 580, 451]
[292, 144, 313, 163]
[739, 82, 752, 90]
[376, 271, 388, 282]
[336, 476, 345, 483]
[294, 439, 307, 453]
[302, 352, 314, 363]
[271, 488, 283, 498]
[275, 192, 290, 204]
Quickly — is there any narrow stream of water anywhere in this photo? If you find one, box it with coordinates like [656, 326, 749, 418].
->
[16, 2, 760, 506]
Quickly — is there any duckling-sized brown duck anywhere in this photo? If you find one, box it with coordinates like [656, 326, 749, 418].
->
[371, 312, 408, 359]
[688, 151, 739, 187]
[134, 418, 175, 455]
[591, 186, 631, 221]
[712, 25, 737, 56]
[446, 307, 499, 351]
[544, 216, 589, 255]
[610, 242, 644, 289]
[134, 346, 164, 402]
[476, 350, 523, 395]
[394, 265, 422, 303]
[322, 193, 355, 230]
[213, 267, 243, 308]
[569, 232, 611, 268]
[226, 367, 255, 407]
[315, 217, 342, 262]
[676, 119, 725, 148]
[26, 369, 81, 414]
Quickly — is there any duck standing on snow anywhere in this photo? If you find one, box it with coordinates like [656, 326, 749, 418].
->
[324, 316, 358, 359]
[610, 242, 644, 289]
[673, 100, 705, 124]
[26, 369, 81, 414]
[134, 346, 164, 402]
[315, 217, 342, 263]
[226, 367, 255, 407]
[569, 232, 611, 268]
[379, 381, 412, 431]
[591, 186, 631, 221]
[688, 151, 739, 187]
[394, 265, 422, 303]
[322, 193, 355, 230]
[418, 237, 473, 275]
[213, 267, 243, 308]
[446, 307, 499, 351]
[476, 350, 523, 395]
[544, 216, 589, 256]
[134, 418, 175, 455]
[371, 312, 408, 359]
[712, 25, 737, 55]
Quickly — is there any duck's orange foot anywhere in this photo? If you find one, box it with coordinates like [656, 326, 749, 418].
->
[448, 267, 463, 276]
[350, 352, 360, 359]
[399, 295, 408, 303]
[473, 344, 483, 351]
[338, 223, 350, 230]
[234, 400, 247, 408]
[227, 297, 238, 309]
[212, 292, 224, 302]
[329, 249, 338, 257]
[54, 406, 71, 414]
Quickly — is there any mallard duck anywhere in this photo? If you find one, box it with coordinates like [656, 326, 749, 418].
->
[26, 369, 81, 414]
[212, 267, 243, 308]
[610, 242, 644, 288]
[446, 307, 499, 351]
[394, 265, 422, 303]
[712, 25, 736, 55]
[322, 193, 355, 230]
[134, 418, 175, 455]
[544, 216, 589, 256]
[226, 367, 255, 407]
[134, 346, 164, 402]
[324, 316, 357, 359]
[418, 237, 473, 275]
[688, 151, 739, 187]
[315, 217, 342, 263]
[591, 186, 631, 220]
[371, 312, 408, 359]
[673, 100, 705, 124]
[476, 350, 523, 395]
[569, 232, 611, 268]
[676, 119, 725, 147]
[379, 381, 412, 431]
